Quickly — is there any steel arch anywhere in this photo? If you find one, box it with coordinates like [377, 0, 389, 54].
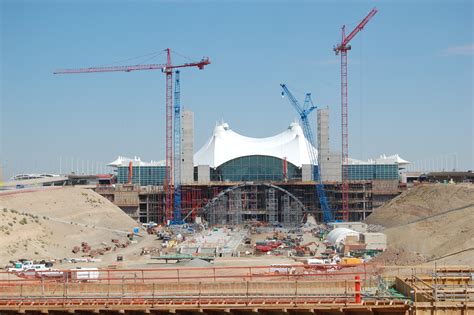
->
[201, 183, 308, 214]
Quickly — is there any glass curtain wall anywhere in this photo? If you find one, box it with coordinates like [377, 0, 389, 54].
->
[117, 166, 166, 185]
[211, 155, 301, 182]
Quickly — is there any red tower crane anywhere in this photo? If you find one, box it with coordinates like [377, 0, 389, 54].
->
[54, 48, 210, 222]
[334, 8, 377, 222]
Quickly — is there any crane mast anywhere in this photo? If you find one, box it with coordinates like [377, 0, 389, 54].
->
[280, 84, 334, 223]
[334, 8, 377, 221]
[172, 70, 183, 224]
[54, 48, 210, 224]
[164, 49, 174, 222]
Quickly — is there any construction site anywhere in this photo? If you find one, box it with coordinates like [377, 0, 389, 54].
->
[1, 3, 473, 315]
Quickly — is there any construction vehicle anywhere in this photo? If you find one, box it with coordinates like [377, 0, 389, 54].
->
[255, 240, 282, 253]
[7, 260, 53, 273]
[255, 245, 273, 253]
[7, 260, 34, 273]
[67, 267, 100, 282]
[340, 257, 363, 265]
[293, 242, 318, 257]
[269, 264, 296, 275]
[304, 258, 339, 270]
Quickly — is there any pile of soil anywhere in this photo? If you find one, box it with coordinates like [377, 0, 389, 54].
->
[366, 184, 473, 227]
[366, 184, 474, 266]
[0, 187, 139, 266]
[372, 247, 426, 266]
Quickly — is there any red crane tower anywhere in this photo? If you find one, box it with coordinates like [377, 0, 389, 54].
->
[334, 8, 377, 221]
[54, 48, 210, 222]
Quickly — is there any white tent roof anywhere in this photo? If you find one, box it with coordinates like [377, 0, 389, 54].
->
[326, 228, 359, 246]
[348, 154, 410, 166]
[194, 122, 317, 168]
[107, 156, 165, 167]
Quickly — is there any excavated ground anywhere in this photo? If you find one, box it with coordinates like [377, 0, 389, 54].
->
[366, 184, 474, 266]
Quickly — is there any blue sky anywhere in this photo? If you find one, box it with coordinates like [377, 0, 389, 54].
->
[1, 0, 473, 178]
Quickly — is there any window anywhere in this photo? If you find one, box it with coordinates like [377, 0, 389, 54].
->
[211, 155, 302, 182]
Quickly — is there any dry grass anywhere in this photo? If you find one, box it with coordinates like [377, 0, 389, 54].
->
[0, 187, 139, 266]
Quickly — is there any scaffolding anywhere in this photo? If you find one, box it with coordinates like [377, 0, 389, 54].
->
[290, 200, 302, 226]
[248, 185, 258, 221]
[97, 181, 377, 225]
[202, 184, 304, 227]
[212, 194, 227, 225]
[281, 194, 290, 225]
[266, 188, 278, 224]
[228, 189, 243, 225]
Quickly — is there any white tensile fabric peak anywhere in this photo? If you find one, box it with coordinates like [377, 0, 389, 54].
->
[194, 122, 317, 168]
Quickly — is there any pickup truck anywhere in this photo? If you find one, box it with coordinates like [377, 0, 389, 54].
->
[7, 261, 35, 272]
[7, 261, 53, 274]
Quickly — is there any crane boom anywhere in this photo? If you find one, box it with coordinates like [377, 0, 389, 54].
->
[53, 58, 210, 74]
[340, 8, 378, 47]
[54, 48, 210, 224]
[280, 84, 334, 223]
[281, 85, 304, 114]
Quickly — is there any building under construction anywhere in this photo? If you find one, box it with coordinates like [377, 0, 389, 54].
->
[97, 181, 376, 225]
[96, 108, 404, 225]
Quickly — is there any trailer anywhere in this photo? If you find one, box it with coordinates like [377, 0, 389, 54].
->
[67, 267, 100, 282]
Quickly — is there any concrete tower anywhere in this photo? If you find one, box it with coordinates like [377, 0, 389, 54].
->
[181, 110, 194, 184]
[317, 108, 342, 182]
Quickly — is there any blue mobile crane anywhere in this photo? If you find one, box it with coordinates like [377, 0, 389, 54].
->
[280, 84, 334, 223]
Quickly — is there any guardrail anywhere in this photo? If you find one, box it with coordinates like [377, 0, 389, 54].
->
[0, 263, 380, 285]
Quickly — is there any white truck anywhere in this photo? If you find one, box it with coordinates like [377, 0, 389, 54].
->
[7, 261, 52, 273]
[304, 258, 339, 270]
[7, 260, 56, 278]
[269, 264, 296, 274]
[67, 267, 100, 282]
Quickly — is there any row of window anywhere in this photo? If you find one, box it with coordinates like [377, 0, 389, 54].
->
[117, 166, 166, 186]
[347, 164, 399, 180]
[117, 158, 400, 185]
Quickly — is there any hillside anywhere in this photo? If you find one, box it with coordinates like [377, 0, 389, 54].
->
[366, 184, 474, 265]
[366, 184, 473, 227]
[0, 187, 140, 266]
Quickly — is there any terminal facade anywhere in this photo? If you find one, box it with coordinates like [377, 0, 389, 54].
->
[98, 109, 407, 224]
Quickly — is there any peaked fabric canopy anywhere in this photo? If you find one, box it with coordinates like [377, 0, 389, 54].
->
[107, 156, 165, 167]
[348, 154, 410, 167]
[194, 122, 318, 168]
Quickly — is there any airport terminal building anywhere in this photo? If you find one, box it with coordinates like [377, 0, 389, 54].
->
[98, 109, 408, 224]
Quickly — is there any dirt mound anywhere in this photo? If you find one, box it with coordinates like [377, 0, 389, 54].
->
[0, 187, 136, 231]
[365, 184, 473, 227]
[183, 258, 212, 267]
[0, 187, 140, 266]
[372, 247, 426, 266]
[366, 184, 474, 266]
[384, 205, 473, 262]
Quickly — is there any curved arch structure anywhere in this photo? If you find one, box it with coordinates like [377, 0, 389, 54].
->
[202, 183, 308, 226]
